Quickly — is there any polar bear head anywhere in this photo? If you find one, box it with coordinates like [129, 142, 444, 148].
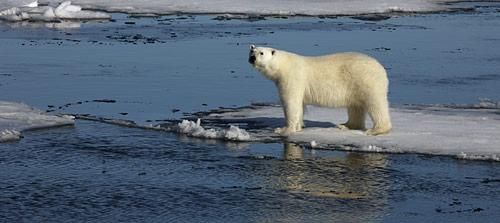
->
[249, 45, 281, 80]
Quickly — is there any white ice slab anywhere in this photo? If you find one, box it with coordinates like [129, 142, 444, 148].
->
[32, 0, 470, 16]
[0, 1, 110, 22]
[0, 101, 75, 142]
[205, 105, 500, 161]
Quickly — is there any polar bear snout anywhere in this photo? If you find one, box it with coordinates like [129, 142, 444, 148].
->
[249, 46, 257, 65]
[248, 55, 256, 65]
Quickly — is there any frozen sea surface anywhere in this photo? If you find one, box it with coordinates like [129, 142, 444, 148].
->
[0, 0, 482, 16]
[194, 104, 500, 161]
[0, 101, 74, 142]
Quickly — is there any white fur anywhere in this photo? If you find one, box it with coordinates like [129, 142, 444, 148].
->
[249, 45, 392, 136]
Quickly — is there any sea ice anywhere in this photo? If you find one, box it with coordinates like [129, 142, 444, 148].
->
[177, 119, 251, 141]
[0, 0, 481, 18]
[0, 129, 21, 142]
[0, 1, 110, 22]
[0, 7, 30, 21]
[0, 101, 75, 142]
[24, 1, 39, 8]
[202, 104, 500, 161]
[39, 0, 448, 15]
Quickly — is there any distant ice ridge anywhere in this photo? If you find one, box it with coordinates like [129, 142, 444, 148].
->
[0, 1, 110, 22]
[0, 0, 478, 17]
[178, 119, 251, 141]
[0, 101, 75, 142]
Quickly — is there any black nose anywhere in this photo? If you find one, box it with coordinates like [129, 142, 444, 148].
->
[249, 55, 256, 64]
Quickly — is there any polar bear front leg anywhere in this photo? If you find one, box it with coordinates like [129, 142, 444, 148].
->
[275, 95, 304, 136]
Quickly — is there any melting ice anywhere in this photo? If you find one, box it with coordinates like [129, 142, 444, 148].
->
[201, 104, 500, 161]
[0, 0, 481, 20]
[177, 119, 251, 141]
[0, 101, 75, 142]
[0, 1, 110, 22]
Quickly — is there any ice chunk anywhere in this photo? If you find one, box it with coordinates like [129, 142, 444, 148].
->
[53, 1, 110, 20]
[56, 1, 82, 12]
[310, 140, 318, 148]
[0, 1, 110, 22]
[24, 1, 38, 8]
[0, 7, 30, 21]
[0, 101, 75, 142]
[42, 7, 56, 19]
[177, 119, 251, 141]
[0, 129, 21, 142]
[225, 125, 251, 141]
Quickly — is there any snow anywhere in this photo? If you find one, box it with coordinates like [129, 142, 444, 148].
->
[0, 1, 38, 11]
[0, 1, 110, 22]
[0, 101, 75, 142]
[0, 0, 479, 20]
[177, 119, 251, 141]
[203, 104, 500, 161]
[41, 0, 453, 15]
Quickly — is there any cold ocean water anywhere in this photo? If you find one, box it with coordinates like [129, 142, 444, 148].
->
[1, 1, 500, 222]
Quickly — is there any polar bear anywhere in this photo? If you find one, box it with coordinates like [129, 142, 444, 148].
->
[248, 45, 391, 136]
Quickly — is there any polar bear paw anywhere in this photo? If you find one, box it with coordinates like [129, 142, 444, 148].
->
[337, 124, 349, 131]
[274, 127, 296, 136]
[366, 127, 391, 136]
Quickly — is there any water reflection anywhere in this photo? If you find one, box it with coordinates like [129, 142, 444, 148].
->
[1, 20, 81, 29]
[271, 143, 390, 221]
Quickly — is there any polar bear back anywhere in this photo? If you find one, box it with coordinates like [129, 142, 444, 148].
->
[300, 52, 389, 108]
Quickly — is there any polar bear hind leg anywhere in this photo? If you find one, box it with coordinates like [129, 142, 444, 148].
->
[339, 106, 366, 130]
[365, 98, 392, 136]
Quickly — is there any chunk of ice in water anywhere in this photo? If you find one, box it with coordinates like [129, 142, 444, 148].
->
[177, 119, 250, 141]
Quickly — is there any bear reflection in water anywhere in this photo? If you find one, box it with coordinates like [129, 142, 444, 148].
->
[281, 143, 388, 200]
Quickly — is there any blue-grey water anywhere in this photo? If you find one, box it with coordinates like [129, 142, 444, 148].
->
[1, 2, 500, 222]
[2, 121, 500, 222]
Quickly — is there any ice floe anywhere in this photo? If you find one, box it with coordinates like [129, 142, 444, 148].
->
[0, 0, 481, 19]
[199, 104, 500, 161]
[0, 1, 110, 22]
[40, 0, 458, 15]
[0, 101, 75, 142]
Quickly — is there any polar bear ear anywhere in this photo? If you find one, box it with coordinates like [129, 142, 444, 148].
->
[250, 45, 256, 50]
[271, 50, 275, 55]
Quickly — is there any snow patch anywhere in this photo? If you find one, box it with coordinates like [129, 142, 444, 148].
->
[178, 119, 250, 141]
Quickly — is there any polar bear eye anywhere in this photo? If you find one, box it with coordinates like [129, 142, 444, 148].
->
[260, 52, 264, 55]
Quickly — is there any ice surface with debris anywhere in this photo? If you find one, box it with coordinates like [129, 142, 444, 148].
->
[0, 0, 482, 19]
[0, 1, 110, 22]
[178, 118, 251, 141]
[203, 104, 500, 161]
[0, 101, 75, 142]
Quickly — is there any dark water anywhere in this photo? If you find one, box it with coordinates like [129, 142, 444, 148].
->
[1, 121, 499, 222]
[1, 2, 500, 222]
